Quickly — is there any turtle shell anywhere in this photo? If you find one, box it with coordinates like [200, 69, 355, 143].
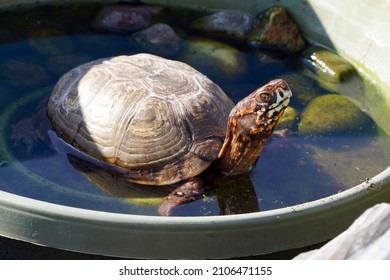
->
[47, 53, 234, 185]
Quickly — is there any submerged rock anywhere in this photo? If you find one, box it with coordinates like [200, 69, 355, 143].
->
[279, 72, 323, 106]
[93, 5, 164, 34]
[131, 23, 181, 57]
[301, 46, 357, 83]
[277, 106, 298, 129]
[303, 137, 385, 191]
[247, 6, 305, 53]
[0, 59, 50, 89]
[76, 35, 131, 57]
[298, 94, 372, 135]
[182, 38, 247, 79]
[28, 28, 75, 55]
[191, 11, 254, 42]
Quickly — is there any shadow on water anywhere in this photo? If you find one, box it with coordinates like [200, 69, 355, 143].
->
[0, 1, 389, 216]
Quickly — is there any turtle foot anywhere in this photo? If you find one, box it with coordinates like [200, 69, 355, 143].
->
[158, 178, 204, 216]
[10, 102, 50, 155]
[11, 118, 38, 154]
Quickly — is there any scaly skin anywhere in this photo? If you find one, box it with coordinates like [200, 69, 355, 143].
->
[158, 178, 204, 216]
[217, 79, 292, 175]
[159, 79, 292, 215]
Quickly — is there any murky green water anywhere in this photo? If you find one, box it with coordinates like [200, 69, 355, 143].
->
[0, 3, 389, 216]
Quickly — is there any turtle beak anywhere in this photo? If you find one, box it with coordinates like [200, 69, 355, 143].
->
[275, 79, 292, 99]
[269, 79, 292, 112]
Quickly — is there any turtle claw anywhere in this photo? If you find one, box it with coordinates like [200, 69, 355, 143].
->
[158, 178, 204, 216]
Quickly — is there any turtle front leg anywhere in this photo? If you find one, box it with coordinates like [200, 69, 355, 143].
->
[10, 102, 51, 154]
[11, 118, 39, 154]
[158, 178, 204, 216]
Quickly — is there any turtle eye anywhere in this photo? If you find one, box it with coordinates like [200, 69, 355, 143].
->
[259, 93, 270, 102]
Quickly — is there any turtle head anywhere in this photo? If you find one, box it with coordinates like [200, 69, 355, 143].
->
[249, 78, 292, 135]
[217, 79, 292, 175]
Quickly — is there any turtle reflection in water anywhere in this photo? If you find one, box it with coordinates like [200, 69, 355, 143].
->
[14, 53, 292, 215]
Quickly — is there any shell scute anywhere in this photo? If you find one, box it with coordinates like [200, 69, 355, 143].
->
[47, 53, 233, 185]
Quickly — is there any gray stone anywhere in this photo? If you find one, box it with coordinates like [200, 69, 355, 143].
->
[93, 5, 163, 34]
[191, 11, 254, 42]
[295, 203, 390, 259]
[132, 23, 181, 57]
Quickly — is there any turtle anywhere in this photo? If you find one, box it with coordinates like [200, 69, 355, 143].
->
[16, 53, 292, 215]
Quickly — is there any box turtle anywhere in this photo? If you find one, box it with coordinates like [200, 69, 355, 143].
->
[45, 53, 291, 215]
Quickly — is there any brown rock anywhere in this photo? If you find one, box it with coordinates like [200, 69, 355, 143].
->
[248, 6, 305, 53]
[93, 5, 163, 34]
[132, 23, 181, 57]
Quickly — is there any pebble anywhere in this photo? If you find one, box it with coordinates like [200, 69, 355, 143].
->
[298, 94, 372, 135]
[301, 46, 357, 83]
[247, 6, 306, 53]
[191, 11, 254, 42]
[182, 38, 247, 79]
[93, 5, 163, 34]
[132, 23, 181, 57]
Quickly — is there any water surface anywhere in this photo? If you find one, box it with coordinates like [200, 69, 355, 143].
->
[0, 3, 388, 216]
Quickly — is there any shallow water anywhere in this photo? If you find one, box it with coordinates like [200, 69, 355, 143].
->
[0, 3, 389, 216]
